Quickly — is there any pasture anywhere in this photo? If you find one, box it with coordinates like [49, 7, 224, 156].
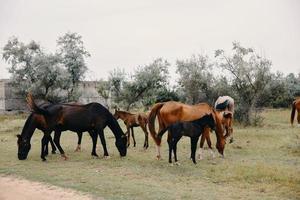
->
[0, 109, 299, 200]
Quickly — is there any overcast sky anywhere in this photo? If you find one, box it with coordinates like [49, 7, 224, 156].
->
[0, 0, 299, 80]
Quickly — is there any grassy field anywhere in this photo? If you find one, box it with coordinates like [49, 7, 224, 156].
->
[0, 109, 299, 200]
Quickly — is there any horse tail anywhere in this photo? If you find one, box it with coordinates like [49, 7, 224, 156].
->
[148, 103, 165, 146]
[291, 101, 296, 126]
[26, 93, 49, 115]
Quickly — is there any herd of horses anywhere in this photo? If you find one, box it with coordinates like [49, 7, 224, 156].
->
[17, 94, 299, 164]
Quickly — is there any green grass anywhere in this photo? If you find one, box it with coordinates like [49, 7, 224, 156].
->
[0, 109, 299, 200]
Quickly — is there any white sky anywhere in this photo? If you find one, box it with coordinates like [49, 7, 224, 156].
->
[0, 0, 299, 80]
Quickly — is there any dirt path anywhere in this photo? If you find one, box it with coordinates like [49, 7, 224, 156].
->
[0, 176, 99, 200]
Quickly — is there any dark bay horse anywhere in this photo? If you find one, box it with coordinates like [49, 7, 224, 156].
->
[32, 101, 85, 153]
[291, 98, 300, 126]
[148, 101, 226, 159]
[113, 109, 149, 149]
[17, 94, 127, 161]
[158, 114, 215, 164]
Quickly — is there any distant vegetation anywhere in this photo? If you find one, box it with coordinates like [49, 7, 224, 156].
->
[2, 33, 300, 125]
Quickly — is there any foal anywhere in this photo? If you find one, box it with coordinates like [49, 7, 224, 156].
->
[158, 114, 215, 164]
[113, 109, 149, 149]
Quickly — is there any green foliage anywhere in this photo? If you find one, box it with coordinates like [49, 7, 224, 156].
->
[2, 33, 89, 102]
[107, 58, 170, 110]
[176, 55, 214, 104]
[57, 32, 90, 101]
[216, 42, 273, 125]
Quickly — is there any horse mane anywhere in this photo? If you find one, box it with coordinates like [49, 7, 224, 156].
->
[26, 93, 49, 115]
[116, 110, 134, 115]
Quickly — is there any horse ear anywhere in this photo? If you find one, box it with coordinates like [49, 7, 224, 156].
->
[16, 134, 21, 139]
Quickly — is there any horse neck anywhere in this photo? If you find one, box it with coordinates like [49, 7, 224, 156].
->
[118, 112, 132, 120]
[213, 112, 225, 142]
[21, 114, 37, 141]
[107, 113, 125, 139]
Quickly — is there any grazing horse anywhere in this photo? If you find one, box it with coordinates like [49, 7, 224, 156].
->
[214, 96, 234, 142]
[158, 114, 215, 164]
[34, 101, 85, 153]
[148, 101, 226, 159]
[113, 109, 149, 149]
[291, 99, 300, 126]
[198, 111, 233, 160]
[17, 94, 127, 161]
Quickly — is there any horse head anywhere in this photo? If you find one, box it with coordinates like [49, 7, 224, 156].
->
[213, 110, 226, 157]
[115, 134, 127, 157]
[17, 134, 31, 160]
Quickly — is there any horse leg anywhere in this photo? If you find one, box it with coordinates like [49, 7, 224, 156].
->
[173, 137, 181, 165]
[40, 134, 51, 161]
[167, 135, 173, 164]
[126, 126, 131, 147]
[90, 131, 99, 157]
[45, 137, 49, 156]
[98, 129, 109, 157]
[206, 132, 215, 159]
[75, 132, 83, 152]
[53, 131, 68, 160]
[131, 127, 136, 147]
[49, 135, 57, 154]
[141, 125, 149, 149]
[198, 134, 206, 160]
[191, 137, 199, 164]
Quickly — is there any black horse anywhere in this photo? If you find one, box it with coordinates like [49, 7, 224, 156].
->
[17, 94, 127, 161]
[158, 114, 215, 164]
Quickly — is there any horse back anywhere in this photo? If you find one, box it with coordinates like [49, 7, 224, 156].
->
[159, 101, 213, 126]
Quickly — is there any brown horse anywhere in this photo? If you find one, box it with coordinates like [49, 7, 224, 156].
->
[291, 98, 300, 126]
[113, 109, 149, 149]
[198, 111, 233, 160]
[215, 96, 234, 142]
[148, 101, 226, 159]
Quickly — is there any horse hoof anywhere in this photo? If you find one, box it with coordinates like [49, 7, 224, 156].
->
[52, 151, 56, 154]
[156, 155, 161, 160]
[104, 155, 110, 159]
[61, 154, 68, 160]
[175, 162, 181, 166]
[41, 158, 47, 162]
[169, 163, 174, 167]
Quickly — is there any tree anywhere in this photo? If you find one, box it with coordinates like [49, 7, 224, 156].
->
[2, 33, 90, 102]
[176, 54, 214, 104]
[215, 42, 272, 125]
[108, 58, 170, 110]
[57, 32, 90, 101]
[2, 37, 65, 101]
